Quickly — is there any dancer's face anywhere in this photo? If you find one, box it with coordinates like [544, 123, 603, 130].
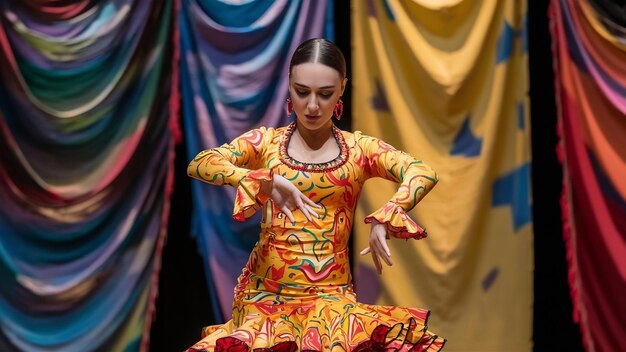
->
[289, 63, 346, 131]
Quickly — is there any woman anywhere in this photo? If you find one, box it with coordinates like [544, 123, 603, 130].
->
[186, 38, 445, 352]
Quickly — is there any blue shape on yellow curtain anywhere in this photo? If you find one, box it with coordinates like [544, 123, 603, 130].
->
[496, 20, 527, 63]
[482, 267, 499, 292]
[450, 116, 483, 157]
[492, 163, 532, 232]
[497, 21, 514, 63]
[382, 0, 396, 20]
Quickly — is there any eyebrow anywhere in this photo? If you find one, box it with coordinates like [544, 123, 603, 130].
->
[294, 82, 336, 90]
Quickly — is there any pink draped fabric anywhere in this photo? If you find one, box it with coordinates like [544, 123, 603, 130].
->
[550, 0, 626, 350]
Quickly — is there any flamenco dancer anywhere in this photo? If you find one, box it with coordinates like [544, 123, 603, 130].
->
[186, 38, 446, 352]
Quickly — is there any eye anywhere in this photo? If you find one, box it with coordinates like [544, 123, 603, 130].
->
[296, 90, 308, 96]
[319, 92, 333, 99]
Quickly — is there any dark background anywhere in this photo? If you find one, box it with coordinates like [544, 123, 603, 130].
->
[150, 1, 585, 351]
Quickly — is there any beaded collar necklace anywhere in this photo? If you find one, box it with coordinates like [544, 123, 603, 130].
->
[279, 122, 349, 172]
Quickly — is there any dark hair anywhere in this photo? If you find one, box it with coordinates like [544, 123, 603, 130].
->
[289, 38, 347, 79]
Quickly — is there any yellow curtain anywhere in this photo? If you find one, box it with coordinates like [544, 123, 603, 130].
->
[352, 1, 532, 351]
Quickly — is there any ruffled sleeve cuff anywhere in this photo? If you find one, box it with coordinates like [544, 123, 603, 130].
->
[364, 202, 427, 240]
[233, 168, 272, 222]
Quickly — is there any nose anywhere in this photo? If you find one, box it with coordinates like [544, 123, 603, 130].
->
[306, 95, 319, 112]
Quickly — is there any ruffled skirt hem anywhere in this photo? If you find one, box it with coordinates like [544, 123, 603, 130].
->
[186, 301, 446, 352]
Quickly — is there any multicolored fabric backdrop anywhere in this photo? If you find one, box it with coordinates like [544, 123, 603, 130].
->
[181, 0, 334, 321]
[351, 1, 532, 351]
[8, 1, 615, 351]
[0, 1, 179, 351]
[550, 0, 626, 351]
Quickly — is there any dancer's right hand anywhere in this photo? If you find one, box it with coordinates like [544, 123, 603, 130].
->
[261, 174, 321, 224]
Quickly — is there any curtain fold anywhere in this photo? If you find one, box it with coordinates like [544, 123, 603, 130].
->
[550, 0, 626, 351]
[0, 1, 178, 351]
[351, 1, 532, 350]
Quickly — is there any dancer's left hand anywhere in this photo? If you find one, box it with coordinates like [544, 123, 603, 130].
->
[360, 219, 393, 274]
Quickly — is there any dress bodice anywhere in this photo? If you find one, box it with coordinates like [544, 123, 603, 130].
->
[187, 123, 438, 290]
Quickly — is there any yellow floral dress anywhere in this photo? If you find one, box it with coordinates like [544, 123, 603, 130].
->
[186, 122, 446, 351]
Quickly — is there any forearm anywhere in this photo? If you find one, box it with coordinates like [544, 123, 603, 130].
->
[365, 159, 437, 240]
[187, 149, 251, 187]
[388, 160, 438, 210]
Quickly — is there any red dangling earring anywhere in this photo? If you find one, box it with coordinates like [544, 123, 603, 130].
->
[334, 98, 344, 120]
[286, 98, 293, 117]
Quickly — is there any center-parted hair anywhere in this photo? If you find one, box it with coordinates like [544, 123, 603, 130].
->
[289, 38, 347, 79]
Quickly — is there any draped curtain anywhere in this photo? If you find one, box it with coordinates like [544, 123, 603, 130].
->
[550, 0, 626, 351]
[351, 1, 532, 351]
[180, 0, 334, 321]
[7, 1, 614, 351]
[0, 1, 178, 351]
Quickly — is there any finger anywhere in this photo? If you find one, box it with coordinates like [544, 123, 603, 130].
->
[385, 253, 394, 266]
[378, 249, 393, 266]
[371, 238, 384, 257]
[306, 205, 320, 218]
[380, 234, 392, 257]
[302, 195, 322, 208]
[295, 198, 312, 222]
[372, 251, 383, 274]
[282, 207, 295, 224]
[377, 235, 393, 265]
[360, 247, 371, 255]
[373, 239, 392, 266]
